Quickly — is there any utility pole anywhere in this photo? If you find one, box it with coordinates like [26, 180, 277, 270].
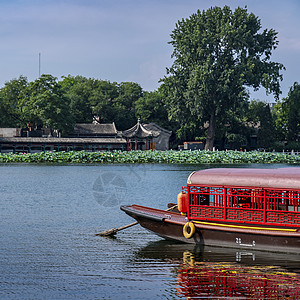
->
[39, 53, 41, 77]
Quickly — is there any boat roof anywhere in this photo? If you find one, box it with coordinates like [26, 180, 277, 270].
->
[187, 168, 300, 190]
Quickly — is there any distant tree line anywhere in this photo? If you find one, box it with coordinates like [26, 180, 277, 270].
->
[0, 74, 172, 136]
[0, 73, 299, 150]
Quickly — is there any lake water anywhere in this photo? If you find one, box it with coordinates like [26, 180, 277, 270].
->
[0, 163, 300, 299]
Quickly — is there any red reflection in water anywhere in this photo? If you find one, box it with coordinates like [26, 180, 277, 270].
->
[176, 253, 300, 299]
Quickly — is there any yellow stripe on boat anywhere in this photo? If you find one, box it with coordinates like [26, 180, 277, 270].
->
[193, 221, 298, 232]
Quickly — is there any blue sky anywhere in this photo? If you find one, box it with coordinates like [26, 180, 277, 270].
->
[0, 0, 299, 101]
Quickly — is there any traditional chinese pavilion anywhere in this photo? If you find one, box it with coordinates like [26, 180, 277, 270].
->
[122, 119, 160, 150]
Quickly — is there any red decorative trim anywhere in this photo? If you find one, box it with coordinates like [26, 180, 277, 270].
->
[187, 184, 300, 227]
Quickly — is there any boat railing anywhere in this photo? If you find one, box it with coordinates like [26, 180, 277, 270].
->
[187, 185, 300, 227]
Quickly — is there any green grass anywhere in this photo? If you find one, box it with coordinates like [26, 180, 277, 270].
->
[0, 150, 300, 164]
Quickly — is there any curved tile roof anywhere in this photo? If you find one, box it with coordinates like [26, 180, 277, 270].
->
[122, 119, 160, 138]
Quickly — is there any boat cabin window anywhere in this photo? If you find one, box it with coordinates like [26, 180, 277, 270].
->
[189, 186, 225, 207]
[228, 188, 252, 208]
[266, 190, 300, 212]
[189, 186, 210, 206]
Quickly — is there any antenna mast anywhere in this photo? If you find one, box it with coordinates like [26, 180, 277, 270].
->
[39, 53, 41, 77]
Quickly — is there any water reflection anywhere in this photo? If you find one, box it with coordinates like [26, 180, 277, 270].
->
[1, 164, 299, 299]
[136, 241, 300, 299]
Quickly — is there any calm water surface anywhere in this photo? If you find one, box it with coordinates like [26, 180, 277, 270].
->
[0, 163, 300, 299]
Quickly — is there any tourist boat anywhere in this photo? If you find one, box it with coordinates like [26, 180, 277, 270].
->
[121, 167, 300, 253]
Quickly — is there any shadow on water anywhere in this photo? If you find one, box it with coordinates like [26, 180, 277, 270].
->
[134, 240, 300, 299]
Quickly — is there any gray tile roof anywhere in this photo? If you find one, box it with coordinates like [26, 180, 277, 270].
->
[0, 137, 126, 144]
[72, 123, 118, 136]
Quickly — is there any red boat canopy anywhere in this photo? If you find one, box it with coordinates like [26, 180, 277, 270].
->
[187, 168, 300, 190]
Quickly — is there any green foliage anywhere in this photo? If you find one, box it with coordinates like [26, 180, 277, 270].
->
[113, 82, 143, 130]
[273, 101, 287, 141]
[159, 84, 204, 142]
[247, 100, 275, 149]
[60, 76, 143, 130]
[278, 82, 300, 142]
[215, 100, 249, 149]
[60, 75, 94, 123]
[134, 90, 170, 129]
[272, 83, 300, 144]
[0, 76, 29, 127]
[285, 141, 300, 151]
[225, 133, 247, 149]
[89, 80, 119, 122]
[25, 75, 74, 134]
[161, 6, 284, 150]
[0, 150, 300, 164]
[0, 74, 146, 134]
[90, 80, 142, 130]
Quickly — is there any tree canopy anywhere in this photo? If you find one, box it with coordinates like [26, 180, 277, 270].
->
[24, 75, 74, 134]
[161, 6, 284, 150]
[0, 75, 171, 135]
[134, 91, 169, 129]
[0, 73, 298, 150]
[0, 75, 29, 127]
[247, 100, 275, 149]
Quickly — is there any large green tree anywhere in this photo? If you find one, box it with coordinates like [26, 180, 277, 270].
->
[161, 6, 284, 150]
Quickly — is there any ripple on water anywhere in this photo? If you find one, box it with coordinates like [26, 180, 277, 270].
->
[0, 164, 300, 299]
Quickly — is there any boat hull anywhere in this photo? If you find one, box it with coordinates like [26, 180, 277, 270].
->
[121, 204, 300, 253]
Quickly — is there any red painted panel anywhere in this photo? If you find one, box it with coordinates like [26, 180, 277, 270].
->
[187, 184, 300, 227]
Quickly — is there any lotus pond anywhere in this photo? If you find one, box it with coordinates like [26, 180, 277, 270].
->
[0, 150, 300, 164]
